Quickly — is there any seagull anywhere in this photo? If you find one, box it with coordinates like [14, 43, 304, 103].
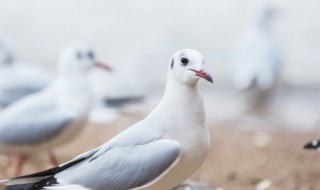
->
[233, 4, 282, 112]
[304, 140, 320, 150]
[0, 49, 213, 190]
[0, 42, 111, 176]
[0, 36, 54, 108]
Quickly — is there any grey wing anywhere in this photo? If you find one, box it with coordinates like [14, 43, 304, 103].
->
[0, 103, 75, 144]
[0, 87, 41, 107]
[55, 139, 181, 190]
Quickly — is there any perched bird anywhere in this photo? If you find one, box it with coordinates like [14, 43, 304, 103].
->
[0, 37, 54, 107]
[0, 43, 111, 176]
[304, 140, 320, 150]
[0, 49, 213, 190]
[233, 4, 282, 113]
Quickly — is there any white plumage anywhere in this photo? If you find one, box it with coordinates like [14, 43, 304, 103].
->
[0, 49, 212, 190]
[0, 36, 54, 107]
[0, 42, 110, 176]
[233, 4, 282, 112]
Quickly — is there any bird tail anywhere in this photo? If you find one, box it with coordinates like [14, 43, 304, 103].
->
[0, 157, 86, 190]
[2, 176, 57, 190]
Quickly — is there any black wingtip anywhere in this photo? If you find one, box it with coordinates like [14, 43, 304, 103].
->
[5, 177, 57, 190]
[304, 140, 320, 150]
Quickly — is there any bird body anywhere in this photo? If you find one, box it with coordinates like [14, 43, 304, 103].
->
[0, 43, 110, 176]
[0, 36, 54, 107]
[233, 2, 282, 90]
[233, 5, 282, 113]
[1, 49, 212, 190]
[0, 82, 89, 155]
[0, 62, 54, 108]
[233, 22, 281, 90]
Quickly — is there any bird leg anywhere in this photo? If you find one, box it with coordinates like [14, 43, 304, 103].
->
[14, 155, 27, 177]
[48, 151, 59, 166]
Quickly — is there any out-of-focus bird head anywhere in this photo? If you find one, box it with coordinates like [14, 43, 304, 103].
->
[58, 42, 111, 76]
[256, 5, 277, 29]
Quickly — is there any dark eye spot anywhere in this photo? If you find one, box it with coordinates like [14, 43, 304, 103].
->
[180, 57, 189, 66]
[88, 51, 94, 59]
[77, 52, 82, 59]
[171, 58, 174, 69]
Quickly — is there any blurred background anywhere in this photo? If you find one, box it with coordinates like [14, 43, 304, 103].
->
[0, 0, 319, 190]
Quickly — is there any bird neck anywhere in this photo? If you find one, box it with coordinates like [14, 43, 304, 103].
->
[146, 76, 206, 130]
[56, 74, 91, 112]
[162, 77, 201, 106]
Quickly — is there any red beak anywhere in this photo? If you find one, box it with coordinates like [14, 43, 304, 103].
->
[190, 69, 213, 83]
[94, 62, 112, 71]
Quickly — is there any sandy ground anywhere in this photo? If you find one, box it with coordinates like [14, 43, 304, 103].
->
[0, 111, 319, 190]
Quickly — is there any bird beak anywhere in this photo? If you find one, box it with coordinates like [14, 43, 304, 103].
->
[94, 62, 112, 71]
[190, 69, 213, 83]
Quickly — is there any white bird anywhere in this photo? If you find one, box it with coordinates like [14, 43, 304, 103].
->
[304, 140, 320, 151]
[0, 49, 213, 190]
[0, 42, 111, 176]
[233, 4, 282, 112]
[0, 37, 54, 107]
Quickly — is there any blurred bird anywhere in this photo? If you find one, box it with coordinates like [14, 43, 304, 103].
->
[233, 4, 282, 113]
[0, 42, 111, 176]
[304, 140, 320, 150]
[0, 36, 54, 107]
[0, 49, 212, 190]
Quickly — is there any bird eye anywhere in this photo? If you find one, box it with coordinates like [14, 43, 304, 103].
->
[88, 51, 94, 59]
[180, 57, 189, 66]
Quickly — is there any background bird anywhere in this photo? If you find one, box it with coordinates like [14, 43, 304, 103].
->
[233, 3, 282, 114]
[304, 140, 320, 150]
[0, 42, 111, 176]
[0, 49, 213, 190]
[0, 35, 54, 108]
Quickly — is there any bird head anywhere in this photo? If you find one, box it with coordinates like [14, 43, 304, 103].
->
[58, 42, 111, 76]
[169, 49, 213, 86]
